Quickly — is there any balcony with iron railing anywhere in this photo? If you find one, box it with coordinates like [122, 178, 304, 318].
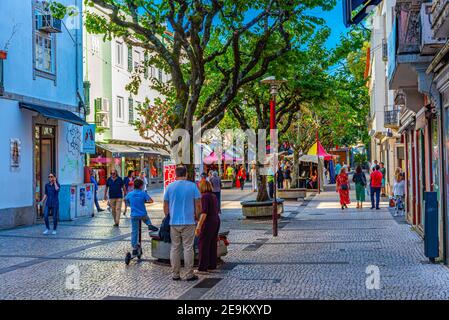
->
[388, 1, 441, 90]
[431, 0, 449, 38]
[384, 106, 401, 129]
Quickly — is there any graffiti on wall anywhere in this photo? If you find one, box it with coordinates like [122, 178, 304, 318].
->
[61, 124, 82, 175]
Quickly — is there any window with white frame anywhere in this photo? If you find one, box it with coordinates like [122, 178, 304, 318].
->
[33, 2, 56, 78]
[158, 68, 163, 82]
[117, 96, 124, 121]
[133, 50, 141, 71]
[35, 31, 55, 74]
[116, 42, 123, 66]
[91, 36, 101, 55]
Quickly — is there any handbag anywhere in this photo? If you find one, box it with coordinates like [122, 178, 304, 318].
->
[340, 184, 349, 191]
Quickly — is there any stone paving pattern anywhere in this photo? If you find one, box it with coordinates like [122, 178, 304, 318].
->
[1, 185, 449, 300]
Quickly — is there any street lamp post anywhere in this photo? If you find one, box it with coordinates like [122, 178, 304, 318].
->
[261, 76, 287, 237]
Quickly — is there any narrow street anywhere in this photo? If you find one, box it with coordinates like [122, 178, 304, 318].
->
[1, 186, 449, 300]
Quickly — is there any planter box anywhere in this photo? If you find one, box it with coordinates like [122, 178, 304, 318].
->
[221, 179, 233, 189]
[277, 188, 306, 200]
[150, 231, 229, 261]
[241, 199, 284, 218]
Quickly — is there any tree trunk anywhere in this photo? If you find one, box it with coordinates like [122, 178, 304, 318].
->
[292, 147, 299, 188]
[257, 173, 269, 202]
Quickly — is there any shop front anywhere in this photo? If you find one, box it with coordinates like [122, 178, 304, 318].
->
[90, 142, 169, 199]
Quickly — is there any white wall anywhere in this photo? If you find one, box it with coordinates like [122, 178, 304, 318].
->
[0, 0, 83, 109]
[0, 99, 33, 209]
[57, 121, 84, 185]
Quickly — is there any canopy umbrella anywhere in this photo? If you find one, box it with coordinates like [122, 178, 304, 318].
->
[307, 141, 334, 160]
[203, 151, 243, 165]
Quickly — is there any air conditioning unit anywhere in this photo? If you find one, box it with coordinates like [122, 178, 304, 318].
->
[36, 14, 62, 33]
[421, 3, 446, 55]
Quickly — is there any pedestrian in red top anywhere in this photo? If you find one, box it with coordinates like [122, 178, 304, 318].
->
[370, 165, 383, 210]
[336, 167, 350, 210]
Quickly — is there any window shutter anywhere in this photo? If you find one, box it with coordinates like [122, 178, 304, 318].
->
[83, 81, 91, 115]
[128, 46, 133, 72]
[144, 53, 149, 79]
[128, 97, 134, 124]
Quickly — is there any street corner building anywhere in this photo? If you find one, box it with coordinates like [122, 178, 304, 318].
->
[356, 0, 449, 264]
[0, 0, 89, 228]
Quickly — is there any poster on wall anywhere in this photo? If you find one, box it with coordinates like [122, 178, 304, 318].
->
[82, 124, 96, 154]
[164, 163, 177, 189]
[10, 138, 21, 170]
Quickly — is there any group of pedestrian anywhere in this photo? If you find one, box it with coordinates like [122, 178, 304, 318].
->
[276, 160, 292, 190]
[164, 166, 221, 281]
[336, 159, 405, 212]
[103, 169, 150, 226]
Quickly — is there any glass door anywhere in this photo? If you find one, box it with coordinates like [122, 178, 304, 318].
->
[34, 125, 56, 219]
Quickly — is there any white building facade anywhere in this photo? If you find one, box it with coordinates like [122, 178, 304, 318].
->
[0, 0, 86, 228]
[83, 5, 170, 193]
[368, 0, 404, 194]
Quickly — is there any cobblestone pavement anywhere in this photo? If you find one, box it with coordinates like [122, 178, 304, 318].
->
[1, 185, 449, 300]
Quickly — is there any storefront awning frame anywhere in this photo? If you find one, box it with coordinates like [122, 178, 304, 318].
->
[20, 102, 88, 126]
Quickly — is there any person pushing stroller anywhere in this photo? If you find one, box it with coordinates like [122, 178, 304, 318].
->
[125, 179, 159, 256]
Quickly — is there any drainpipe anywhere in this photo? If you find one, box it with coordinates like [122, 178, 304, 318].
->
[438, 91, 448, 264]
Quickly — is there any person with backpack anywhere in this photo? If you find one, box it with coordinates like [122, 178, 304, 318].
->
[352, 165, 367, 209]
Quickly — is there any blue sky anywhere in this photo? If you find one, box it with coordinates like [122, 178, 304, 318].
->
[308, 0, 349, 48]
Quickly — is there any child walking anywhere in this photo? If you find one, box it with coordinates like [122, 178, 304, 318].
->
[125, 179, 159, 256]
[393, 172, 405, 217]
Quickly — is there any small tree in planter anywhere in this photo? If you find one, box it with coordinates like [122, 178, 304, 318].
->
[0, 24, 20, 59]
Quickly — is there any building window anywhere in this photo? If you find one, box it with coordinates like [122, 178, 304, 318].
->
[117, 96, 124, 121]
[128, 46, 133, 72]
[128, 97, 134, 124]
[158, 68, 163, 82]
[84, 81, 91, 115]
[35, 32, 55, 75]
[144, 53, 149, 79]
[151, 67, 155, 78]
[133, 50, 141, 72]
[92, 36, 101, 55]
[116, 42, 123, 66]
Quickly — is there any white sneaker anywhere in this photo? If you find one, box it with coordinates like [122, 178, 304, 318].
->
[52, 230, 57, 235]
[43, 229, 50, 235]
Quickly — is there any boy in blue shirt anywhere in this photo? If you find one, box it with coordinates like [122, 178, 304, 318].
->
[125, 179, 158, 255]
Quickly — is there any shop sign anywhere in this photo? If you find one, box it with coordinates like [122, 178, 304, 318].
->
[82, 124, 96, 154]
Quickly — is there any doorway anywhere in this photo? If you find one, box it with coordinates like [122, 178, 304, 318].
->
[34, 124, 56, 219]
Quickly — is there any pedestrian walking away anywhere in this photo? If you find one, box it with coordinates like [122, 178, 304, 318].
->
[123, 170, 135, 216]
[125, 179, 158, 255]
[352, 165, 367, 209]
[90, 169, 104, 217]
[336, 167, 351, 210]
[209, 171, 222, 213]
[370, 165, 383, 210]
[334, 162, 342, 181]
[276, 165, 284, 189]
[40, 173, 60, 235]
[163, 166, 202, 281]
[195, 180, 221, 274]
[104, 170, 126, 227]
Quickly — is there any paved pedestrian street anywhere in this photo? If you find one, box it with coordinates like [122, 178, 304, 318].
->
[1, 187, 449, 300]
